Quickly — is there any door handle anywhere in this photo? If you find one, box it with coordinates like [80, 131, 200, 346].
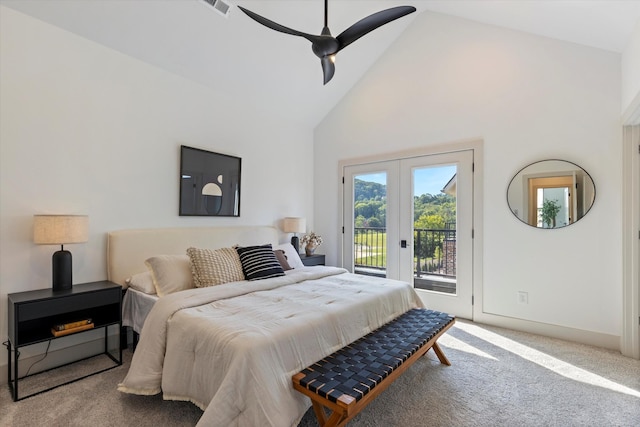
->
[400, 240, 407, 248]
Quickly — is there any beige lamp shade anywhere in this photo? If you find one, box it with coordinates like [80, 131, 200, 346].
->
[33, 215, 89, 245]
[283, 217, 306, 234]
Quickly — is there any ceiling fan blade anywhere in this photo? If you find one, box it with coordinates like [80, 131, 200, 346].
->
[238, 6, 319, 44]
[321, 56, 336, 85]
[238, 2, 415, 86]
[336, 6, 416, 52]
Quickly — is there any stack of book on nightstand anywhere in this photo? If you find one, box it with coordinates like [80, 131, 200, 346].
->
[51, 319, 94, 337]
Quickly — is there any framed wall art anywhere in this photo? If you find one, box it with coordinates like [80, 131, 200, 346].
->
[179, 145, 241, 216]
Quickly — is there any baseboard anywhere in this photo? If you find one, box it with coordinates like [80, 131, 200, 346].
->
[474, 311, 620, 352]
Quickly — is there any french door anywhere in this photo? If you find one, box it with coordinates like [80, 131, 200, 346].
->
[343, 150, 474, 319]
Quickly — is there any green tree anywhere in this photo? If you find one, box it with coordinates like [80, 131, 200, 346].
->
[354, 215, 366, 228]
[354, 179, 386, 201]
[354, 200, 385, 220]
[367, 217, 382, 228]
[352, 181, 455, 235]
[414, 214, 445, 230]
[413, 193, 456, 224]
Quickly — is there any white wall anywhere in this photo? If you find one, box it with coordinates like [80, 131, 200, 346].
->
[0, 7, 313, 369]
[314, 12, 622, 344]
[622, 19, 640, 115]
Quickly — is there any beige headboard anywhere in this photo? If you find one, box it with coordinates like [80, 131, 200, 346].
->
[107, 226, 280, 287]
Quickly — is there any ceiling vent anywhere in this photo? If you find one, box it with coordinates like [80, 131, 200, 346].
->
[203, 0, 231, 18]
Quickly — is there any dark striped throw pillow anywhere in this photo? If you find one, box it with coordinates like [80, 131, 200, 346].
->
[236, 244, 285, 281]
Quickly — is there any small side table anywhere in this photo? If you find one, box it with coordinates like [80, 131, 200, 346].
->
[6, 281, 122, 401]
[300, 254, 325, 266]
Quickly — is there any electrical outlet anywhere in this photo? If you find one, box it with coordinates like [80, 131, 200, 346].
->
[517, 291, 528, 304]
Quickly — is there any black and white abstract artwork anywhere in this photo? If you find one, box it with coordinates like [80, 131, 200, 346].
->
[179, 145, 241, 216]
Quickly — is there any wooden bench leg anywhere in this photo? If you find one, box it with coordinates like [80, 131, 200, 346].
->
[311, 401, 328, 426]
[310, 399, 349, 427]
[325, 410, 348, 427]
[430, 341, 451, 366]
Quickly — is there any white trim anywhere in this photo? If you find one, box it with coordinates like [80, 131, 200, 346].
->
[622, 124, 640, 359]
[338, 137, 484, 168]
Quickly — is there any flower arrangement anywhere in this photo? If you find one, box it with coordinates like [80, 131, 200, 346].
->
[301, 231, 323, 247]
[301, 231, 322, 256]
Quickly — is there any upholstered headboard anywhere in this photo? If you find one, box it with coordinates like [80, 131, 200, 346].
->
[107, 226, 280, 287]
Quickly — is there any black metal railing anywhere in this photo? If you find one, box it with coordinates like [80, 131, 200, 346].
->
[414, 227, 456, 278]
[354, 227, 387, 273]
[354, 226, 456, 278]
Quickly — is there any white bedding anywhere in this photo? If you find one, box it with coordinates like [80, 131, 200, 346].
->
[118, 266, 423, 426]
[122, 288, 158, 333]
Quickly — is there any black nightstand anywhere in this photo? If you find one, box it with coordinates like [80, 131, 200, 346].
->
[6, 281, 122, 401]
[300, 254, 325, 266]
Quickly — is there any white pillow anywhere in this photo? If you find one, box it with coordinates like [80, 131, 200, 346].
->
[273, 243, 305, 269]
[125, 271, 157, 295]
[145, 254, 193, 297]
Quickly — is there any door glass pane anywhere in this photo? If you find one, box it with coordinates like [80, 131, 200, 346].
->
[413, 165, 457, 294]
[353, 173, 387, 278]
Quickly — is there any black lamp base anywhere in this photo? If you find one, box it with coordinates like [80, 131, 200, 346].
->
[290, 236, 300, 253]
[52, 249, 72, 291]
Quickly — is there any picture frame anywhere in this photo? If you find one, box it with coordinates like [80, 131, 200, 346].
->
[179, 145, 241, 216]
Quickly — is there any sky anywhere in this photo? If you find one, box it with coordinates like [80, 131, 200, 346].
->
[358, 165, 457, 197]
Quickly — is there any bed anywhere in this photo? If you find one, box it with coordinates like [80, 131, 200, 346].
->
[110, 226, 423, 427]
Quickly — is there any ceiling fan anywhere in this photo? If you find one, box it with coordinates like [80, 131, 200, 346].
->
[238, 0, 416, 85]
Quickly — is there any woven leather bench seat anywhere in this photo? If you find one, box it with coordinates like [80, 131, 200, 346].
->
[292, 308, 455, 427]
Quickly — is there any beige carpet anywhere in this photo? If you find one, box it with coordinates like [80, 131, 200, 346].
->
[2, 320, 639, 426]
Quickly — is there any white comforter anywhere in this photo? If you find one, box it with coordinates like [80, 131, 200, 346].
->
[118, 266, 423, 426]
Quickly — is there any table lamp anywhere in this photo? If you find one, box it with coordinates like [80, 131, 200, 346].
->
[33, 215, 89, 291]
[283, 217, 306, 253]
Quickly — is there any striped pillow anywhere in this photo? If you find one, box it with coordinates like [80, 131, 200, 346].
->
[236, 244, 285, 281]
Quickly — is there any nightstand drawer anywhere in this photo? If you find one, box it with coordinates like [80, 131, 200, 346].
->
[17, 289, 120, 321]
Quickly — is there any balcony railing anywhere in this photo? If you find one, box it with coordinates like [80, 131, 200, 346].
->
[354, 226, 456, 278]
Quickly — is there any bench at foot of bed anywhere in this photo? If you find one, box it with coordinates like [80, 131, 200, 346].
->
[292, 308, 455, 427]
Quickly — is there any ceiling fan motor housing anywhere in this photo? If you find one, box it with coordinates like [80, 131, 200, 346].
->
[312, 28, 340, 58]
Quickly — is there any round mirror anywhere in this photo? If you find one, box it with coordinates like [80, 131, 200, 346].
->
[507, 159, 595, 229]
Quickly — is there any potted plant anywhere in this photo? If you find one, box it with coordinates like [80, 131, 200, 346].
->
[541, 199, 561, 228]
[301, 231, 323, 256]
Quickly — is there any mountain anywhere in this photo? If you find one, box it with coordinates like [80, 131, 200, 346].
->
[354, 178, 386, 201]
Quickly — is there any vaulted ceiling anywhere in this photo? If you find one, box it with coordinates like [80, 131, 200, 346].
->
[2, 0, 639, 127]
